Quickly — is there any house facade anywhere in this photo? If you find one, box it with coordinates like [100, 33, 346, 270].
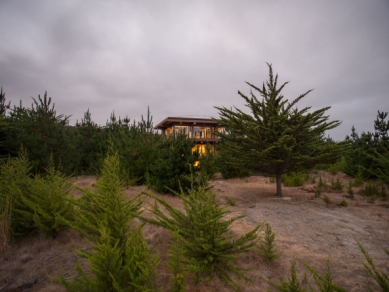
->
[154, 116, 224, 154]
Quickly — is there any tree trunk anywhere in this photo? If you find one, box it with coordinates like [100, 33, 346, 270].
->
[276, 174, 283, 196]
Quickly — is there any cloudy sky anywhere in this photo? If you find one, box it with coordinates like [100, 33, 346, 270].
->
[1, 1, 388, 140]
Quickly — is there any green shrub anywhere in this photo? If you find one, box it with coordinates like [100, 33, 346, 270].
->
[139, 178, 260, 290]
[282, 172, 307, 187]
[346, 181, 354, 198]
[330, 178, 344, 191]
[199, 143, 218, 180]
[149, 132, 199, 194]
[314, 188, 322, 198]
[317, 176, 329, 189]
[0, 149, 33, 238]
[167, 232, 187, 292]
[302, 260, 348, 292]
[266, 261, 305, 292]
[267, 260, 347, 292]
[338, 199, 348, 207]
[358, 242, 389, 291]
[18, 159, 73, 236]
[259, 223, 280, 260]
[226, 198, 236, 206]
[56, 152, 158, 291]
[361, 181, 387, 200]
[323, 195, 332, 205]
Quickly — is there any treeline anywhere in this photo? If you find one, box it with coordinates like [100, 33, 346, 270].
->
[1, 88, 388, 188]
[0, 90, 220, 193]
[341, 111, 389, 184]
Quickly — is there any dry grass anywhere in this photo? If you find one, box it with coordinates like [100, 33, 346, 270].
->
[0, 171, 388, 291]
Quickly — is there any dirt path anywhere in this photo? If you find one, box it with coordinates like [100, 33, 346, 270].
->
[0, 172, 388, 292]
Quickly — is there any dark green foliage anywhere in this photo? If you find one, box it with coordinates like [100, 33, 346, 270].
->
[17, 157, 73, 236]
[216, 141, 252, 179]
[268, 260, 347, 292]
[167, 232, 187, 292]
[199, 143, 218, 180]
[139, 179, 260, 290]
[57, 151, 158, 291]
[302, 260, 348, 292]
[3, 92, 75, 174]
[267, 261, 306, 292]
[346, 181, 354, 198]
[338, 199, 348, 207]
[107, 108, 161, 186]
[0, 151, 31, 251]
[323, 195, 332, 206]
[342, 111, 389, 183]
[73, 109, 103, 175]
[282, 172, 308, 187]
[259, 223, 280, 260]
[358, 242, 389, 292]
[214, 63, 342, 196]
[149, 132, 199, 194]
[0, 149, 34, 238]
[330, 178, 344, 191]
[361, 181, 387, 200]
[317, 176, 329, 190]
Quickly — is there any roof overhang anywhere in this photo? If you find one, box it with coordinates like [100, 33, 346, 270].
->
[154, 116, 220, 129]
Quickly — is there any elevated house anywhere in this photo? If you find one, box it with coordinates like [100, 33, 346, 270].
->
[154, 116, 225, 154]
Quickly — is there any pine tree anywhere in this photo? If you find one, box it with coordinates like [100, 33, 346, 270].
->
[149, 131, 199, 194]
[214, 63, 341, 196]
[259, 223, 280, 260]
[139, 177, 260, 290]
[18, 156, 73, 236]
[56, 151, 158, 291]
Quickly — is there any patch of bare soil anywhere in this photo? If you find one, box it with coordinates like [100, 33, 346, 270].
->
[1, 171, 388, 292]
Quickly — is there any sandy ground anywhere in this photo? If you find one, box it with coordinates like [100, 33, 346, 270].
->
[0, 171, 388, 292]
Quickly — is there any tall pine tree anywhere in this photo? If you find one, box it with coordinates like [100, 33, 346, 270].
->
[214, 63, 341, 196]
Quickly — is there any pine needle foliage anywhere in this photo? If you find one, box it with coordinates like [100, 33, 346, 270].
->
[259, 223, 280, 260]
[267, 261, 306, 292]
[167, 232, 187, 292]
[302, 260, 348, 292]
[18, 156, 73, 236]
[56, 151, 158, 291]
[357, 242, 389, 292]
[214, 63, 342, 196]
[139, 178, 261, 290]
[0, 149, 34, 238]
[149, 131, 199, 194]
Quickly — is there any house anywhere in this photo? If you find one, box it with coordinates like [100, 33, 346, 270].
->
[154, 116, 225, 154]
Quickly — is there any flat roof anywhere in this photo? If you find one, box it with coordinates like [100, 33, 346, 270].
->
[154, 116, 221, 129]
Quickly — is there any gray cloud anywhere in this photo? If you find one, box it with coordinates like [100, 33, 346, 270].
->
[1, 0, 388, 140]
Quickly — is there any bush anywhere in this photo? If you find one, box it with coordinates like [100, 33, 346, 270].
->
[358, 242, 389, 291]
[0, 150, 33, 239]
[267, 260, 347, 291]
[330, 178, 344, 191]
[149, 132, 199, 194]
[18, 159, 74, 236]
[259, 223, 280, 260]
[361, 181, 387, 200]
[56, 151, 158, 291]
[139, 178, 260, 290]
[282, 172, 308, 187]
[198, 143, 218, 180]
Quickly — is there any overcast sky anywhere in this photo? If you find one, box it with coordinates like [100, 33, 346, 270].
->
[1, 1, 388, 140]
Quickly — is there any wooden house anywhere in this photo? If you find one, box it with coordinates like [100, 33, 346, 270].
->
[154, 116, 224, 154]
